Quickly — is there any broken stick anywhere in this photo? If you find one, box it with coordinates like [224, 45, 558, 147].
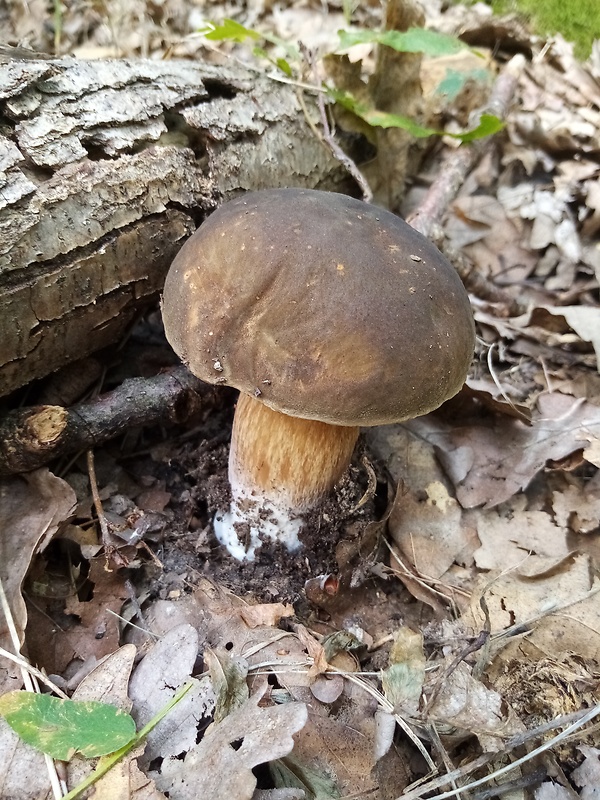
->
[0, 367, 208, 477]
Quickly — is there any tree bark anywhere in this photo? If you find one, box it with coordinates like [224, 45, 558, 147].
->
[0, 55, 343, 396]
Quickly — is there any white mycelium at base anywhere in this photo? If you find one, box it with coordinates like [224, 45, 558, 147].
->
[211, 393, 360, 561]
[213, 485, 303, 561]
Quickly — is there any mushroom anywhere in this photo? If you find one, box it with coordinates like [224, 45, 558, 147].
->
[161, 189, 475, 560]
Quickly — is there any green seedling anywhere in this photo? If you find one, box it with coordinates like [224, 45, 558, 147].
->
[337, 26, 473, 56]
[330, 89, 504, 141]
[198, 18, 502, 143]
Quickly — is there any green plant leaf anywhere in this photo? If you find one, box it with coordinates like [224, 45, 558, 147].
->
[0, 691, 136, 761]
[338, 27, 470, 56]
[201, 19, 299, 64]
[275, 57, 293, 77]
[329, 89, 439, 137]
[203, 18, 262, 43]
[329, 89, 504, 142]
[457, 113, 505, 142]
[251, 46, 293, 76]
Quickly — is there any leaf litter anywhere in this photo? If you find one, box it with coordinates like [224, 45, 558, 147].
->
[1, 0, 600, 798]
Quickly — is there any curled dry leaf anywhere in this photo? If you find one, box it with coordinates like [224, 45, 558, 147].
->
[426, 661, 523, 751]
[239, 602, 294, 629]
[310, 674, 344, 704]
[0, 469, 76, 694]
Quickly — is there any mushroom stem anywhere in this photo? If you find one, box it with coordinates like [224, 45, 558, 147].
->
[213, 392, 359, 560]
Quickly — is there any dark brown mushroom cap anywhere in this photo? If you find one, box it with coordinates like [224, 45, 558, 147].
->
[162, 189, 475, 426]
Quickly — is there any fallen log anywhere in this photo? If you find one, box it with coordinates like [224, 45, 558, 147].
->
[0, 54, 343, 396]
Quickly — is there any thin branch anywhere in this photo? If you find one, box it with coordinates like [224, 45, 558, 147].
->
[406, 54, 526, 238]
[87, 449, 128, 569]
[0, 367, 209, 477]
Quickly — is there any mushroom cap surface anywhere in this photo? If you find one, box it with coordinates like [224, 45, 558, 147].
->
[162, 189, 475, 426]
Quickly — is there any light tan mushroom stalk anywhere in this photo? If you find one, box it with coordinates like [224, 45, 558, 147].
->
[214, 392, 359, 560]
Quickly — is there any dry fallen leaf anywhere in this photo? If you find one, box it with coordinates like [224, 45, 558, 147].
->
[239, 603, 294, 629]
[157, 692, 307, 800]
[0, 470, 76, 694]
[389, 478, 473, 579]
[0, 717, 49, 800]
[534, 781, 573, 799]
[552, 474, 600, 534]
[465, 555, 600, 662]
[381, 627, 425, 717]
[129, 624, 215, 767]
[571, 745, 600, 798]
[426, 661, 523, 750]
[64, 558, 129, 662]
[410, 392, 600, 508]
[474, 501, 571, 576]
[60, 645, 166, 800]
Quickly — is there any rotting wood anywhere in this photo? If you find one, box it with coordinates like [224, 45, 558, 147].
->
[0, 366, 208, 476]
[0, 55, 344, 396]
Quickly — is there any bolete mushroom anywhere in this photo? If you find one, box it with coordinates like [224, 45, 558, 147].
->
[162, 189, 474, 560]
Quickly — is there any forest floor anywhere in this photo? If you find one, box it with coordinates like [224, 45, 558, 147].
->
[1, 1, 599, 798]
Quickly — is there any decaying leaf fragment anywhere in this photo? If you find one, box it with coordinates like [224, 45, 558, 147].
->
[571, 745, 600, 797]
[381, 627, 425, 717]
[128, 624, 215, 767]
[411, 392, 600, 509]
[426, 661, 523, 751]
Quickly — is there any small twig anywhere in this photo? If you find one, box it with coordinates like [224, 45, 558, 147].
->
[296, 87, 325, 143]
[350, 455, 378, 512]
[407, 54, 525, 238]
[399, 704, 600, 800]
[425, 724, 462, 800]
[490, 586, 600, 644]
[485, 343, 531, 422]
[299, 42, 373, 202]
[406, 54, 528, 314]
[0, 367, 209, 477]
[423, 628, 490, 720]
[414, 704, 600, 800]
[86, 450, 127, 569]
[386, 539, 470, 602]
[0, 646, 69, 699]
[472, 767, 547, 800]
